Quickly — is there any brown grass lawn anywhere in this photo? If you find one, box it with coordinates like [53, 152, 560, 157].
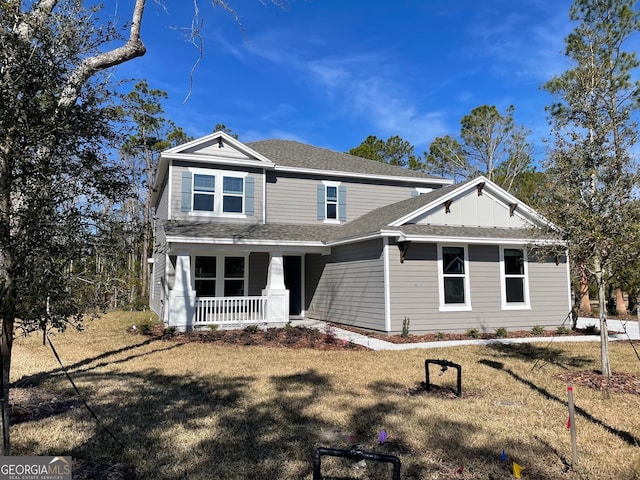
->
[9, 311, 640, 479]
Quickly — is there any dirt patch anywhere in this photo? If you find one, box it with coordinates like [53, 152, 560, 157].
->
[10, 387, 81, 424]
[130, 324, 369, 351]
[556, 370, 640, 395]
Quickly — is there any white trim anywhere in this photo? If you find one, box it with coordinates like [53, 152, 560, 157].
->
[262, 168, 267, 224]
[437, 244, 472, 312]
[499, 246, 531, 310]
[415, 187, 433, 194]
[275, 165, 452, 185]
[383, 237, 391, 333]
[167, 161, 173, 220]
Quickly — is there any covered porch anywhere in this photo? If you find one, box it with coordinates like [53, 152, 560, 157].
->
[162, 248, 326, 331]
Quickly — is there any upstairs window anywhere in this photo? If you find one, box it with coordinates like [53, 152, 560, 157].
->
[326, 185, 338, 219]
[223, 177, 244, 213]
[438, 245, 471, 311]
[193, 174, 215, 211]
[182, 170, 253, 216]
[501, 247, 530, 309]
[317, 181, 346, 223]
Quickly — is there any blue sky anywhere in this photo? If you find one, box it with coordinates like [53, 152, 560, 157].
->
[110, 0, 576, 159]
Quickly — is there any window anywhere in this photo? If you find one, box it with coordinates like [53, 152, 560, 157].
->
[184, 170, 249, 216]
[224, 257, 245, 296]
[501, 247, 530, 309]
[194, 255, 246, 297]
[193, 174, 215, 211]
[194, 256, 216, 296]
[438, 245, 471, 311]
[223, 177, 244, 213]
[318, 181, 346, 223]
[326, 185, 337, 219]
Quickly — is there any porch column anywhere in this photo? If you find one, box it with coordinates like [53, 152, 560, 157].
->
[262, 253, 289, 323]
[168, 252, 196, 331]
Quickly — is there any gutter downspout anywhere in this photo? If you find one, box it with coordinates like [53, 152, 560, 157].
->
[383, 236, 391, 333]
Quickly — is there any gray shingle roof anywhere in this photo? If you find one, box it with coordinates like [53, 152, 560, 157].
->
[164, 221, 340, 243]
[246, 139, 443, 180]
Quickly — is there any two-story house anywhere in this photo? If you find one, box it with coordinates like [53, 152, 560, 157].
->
[150, 131, 571, 334]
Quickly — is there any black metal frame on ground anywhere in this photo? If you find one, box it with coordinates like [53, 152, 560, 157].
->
[313, 446, 401, 480]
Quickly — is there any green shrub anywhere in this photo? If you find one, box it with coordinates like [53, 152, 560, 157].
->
[139, 321, 154, 335]
[556, 325, 570, 335]
[466, 328, 479, 339]
[531, 325, 545, 336]
[164, 326, 177, 337]
[401, 316, 410, 338]
[495, 327, 508, 338]
[208, 324, 219, 332]
[436, 331, 446, 339]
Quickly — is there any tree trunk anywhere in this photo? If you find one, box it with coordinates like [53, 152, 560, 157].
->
[578, 264, 592, 315]
[615, 288, 627, 317]
[0, 317, 13, 455]
[594, 257, 611, 377]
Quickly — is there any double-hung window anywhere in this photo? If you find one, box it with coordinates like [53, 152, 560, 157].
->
[326, 185, 338, 220]
[194, 255, 246, 297]
[500, 247, 530, 309]
[184, 169, 249, 216]
[438, 245, 471, 311]
[193, 174, 215, 211]
[318, 181, 346, 223]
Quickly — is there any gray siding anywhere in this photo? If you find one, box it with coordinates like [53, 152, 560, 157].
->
[170, 161, 264, 223]
[266, 172, 439, 224]
[150, 222, 168, 316]
[155, 180, 169, 220]
[305, 239, 386, 331]
[387, 243, 570, 334]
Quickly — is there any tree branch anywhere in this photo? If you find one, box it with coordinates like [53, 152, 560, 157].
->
[58, 0, 148, 109]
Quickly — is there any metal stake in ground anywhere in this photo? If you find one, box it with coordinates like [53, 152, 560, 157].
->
[567, 384, 578, 467]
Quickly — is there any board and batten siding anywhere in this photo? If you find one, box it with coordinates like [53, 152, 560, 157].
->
[305, 240, 386, 331]
[414, 191, 526, 228]
[169, 162, 263, 222]
[266, 171, 439, 224]
[387, 242, 570, 334]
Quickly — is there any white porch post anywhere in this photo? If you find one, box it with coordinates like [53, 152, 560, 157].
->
[169, 252, 196, 331]
[262, 253, 289, 323]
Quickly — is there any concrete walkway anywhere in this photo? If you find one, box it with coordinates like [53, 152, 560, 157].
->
[295, 317, 640, 351]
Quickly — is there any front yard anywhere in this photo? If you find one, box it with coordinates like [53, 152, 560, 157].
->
[9, 311, 640, 479]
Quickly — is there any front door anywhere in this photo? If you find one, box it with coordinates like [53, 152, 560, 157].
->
[283, 256, 302, 315]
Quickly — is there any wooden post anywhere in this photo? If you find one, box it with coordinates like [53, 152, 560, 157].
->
[567, 384, 578, 467]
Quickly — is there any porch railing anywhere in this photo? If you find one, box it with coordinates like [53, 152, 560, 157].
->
[194, 296, 268, 327]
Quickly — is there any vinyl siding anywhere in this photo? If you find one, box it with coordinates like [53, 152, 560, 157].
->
[266, 171, 440, 224]
[155, 180, 169, 220]
[388, 243, 570, 334]
[150, 222, 168, 316]
[305, 240, 386, 331]
[170, 161, 264, 222]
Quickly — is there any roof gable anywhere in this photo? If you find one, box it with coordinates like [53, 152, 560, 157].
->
[389, 176, 544, 228]
[163, 131, 275, 168]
